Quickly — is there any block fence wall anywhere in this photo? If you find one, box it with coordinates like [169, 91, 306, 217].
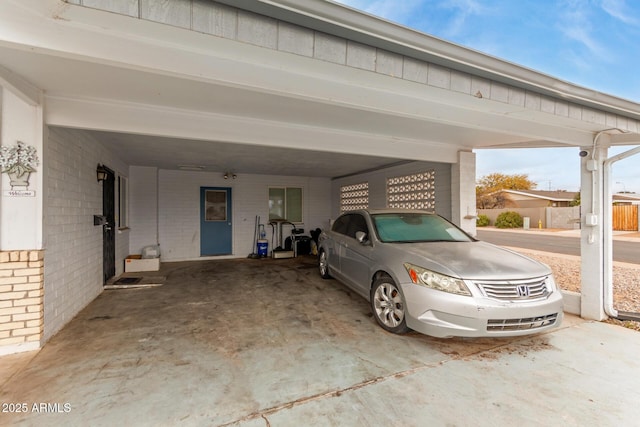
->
[0, 250, 44, 354]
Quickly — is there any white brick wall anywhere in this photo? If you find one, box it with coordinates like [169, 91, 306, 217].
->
[129, 166, 158, 254]
[44, 127, 129, 341]
[156, 170, 331, 261]
[331, 161, 452, 220]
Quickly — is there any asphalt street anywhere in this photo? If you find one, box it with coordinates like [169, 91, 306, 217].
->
[476, 228, 639, 265]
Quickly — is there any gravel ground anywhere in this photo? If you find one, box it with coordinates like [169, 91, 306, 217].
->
[510, 248, 640, 331]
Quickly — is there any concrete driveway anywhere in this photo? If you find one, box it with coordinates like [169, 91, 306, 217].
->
[2, 256, 640, 426]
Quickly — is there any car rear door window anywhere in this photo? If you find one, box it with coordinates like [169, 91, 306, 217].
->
[332, 215, 350, 235]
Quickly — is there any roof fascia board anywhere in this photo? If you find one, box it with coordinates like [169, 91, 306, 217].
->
[219, 0, 640, 121]
[501, 189, 574, 201]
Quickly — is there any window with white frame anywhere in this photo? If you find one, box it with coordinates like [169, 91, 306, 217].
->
[340, 182, 369, 212]
[269, 187, 303, 222]
[387, 171, 436, 210]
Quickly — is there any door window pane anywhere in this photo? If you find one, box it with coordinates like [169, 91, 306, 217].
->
[205, 190, 227, 221]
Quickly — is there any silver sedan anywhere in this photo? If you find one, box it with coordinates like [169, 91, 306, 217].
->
[317, 209, 563, 338]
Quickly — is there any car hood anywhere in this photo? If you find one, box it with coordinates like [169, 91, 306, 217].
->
[395, 240, 551, 281]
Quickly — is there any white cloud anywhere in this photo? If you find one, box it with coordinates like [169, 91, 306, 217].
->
[434, 0, 488, 39]
[557, 0, 613, 63]
[600, 0, 640, 26]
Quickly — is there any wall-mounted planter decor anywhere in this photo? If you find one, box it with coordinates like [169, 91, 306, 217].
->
[0, 141, 39, 189]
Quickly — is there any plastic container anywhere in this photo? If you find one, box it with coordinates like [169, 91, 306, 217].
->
[141, 244, 161, 259]
[257, 240, 268, 257]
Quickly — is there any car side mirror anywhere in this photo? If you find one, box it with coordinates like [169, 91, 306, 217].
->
[355, 231, 368, 244]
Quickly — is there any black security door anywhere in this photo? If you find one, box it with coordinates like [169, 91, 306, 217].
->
[102, 167, 116, 284]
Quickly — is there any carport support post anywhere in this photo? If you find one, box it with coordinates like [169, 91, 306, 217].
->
[579, 144, 607, 321]
[451, 150, 477, 236]
[0, 79, 46, 354]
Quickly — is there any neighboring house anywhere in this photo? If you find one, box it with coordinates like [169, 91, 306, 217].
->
[613, 193, 640, 205]
[496, 189, 638, 208]
[497, 190, 579, 208]
[1, 0, 640, 355]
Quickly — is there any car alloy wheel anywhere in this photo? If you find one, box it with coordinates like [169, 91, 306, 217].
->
[318, 250, 331, 279]
[371, 277, 409, 333]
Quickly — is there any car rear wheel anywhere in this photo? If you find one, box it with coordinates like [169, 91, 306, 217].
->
[318, 250, 331, 279]
[370, 277, 409, 334]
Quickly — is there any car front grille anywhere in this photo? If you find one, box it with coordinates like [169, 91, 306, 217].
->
[475, 277, 550, 301]
[487, 313, 559, 332]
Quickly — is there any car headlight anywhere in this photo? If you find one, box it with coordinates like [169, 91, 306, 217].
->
[403, 263, 471, 296]
[544, 275, 557, 292]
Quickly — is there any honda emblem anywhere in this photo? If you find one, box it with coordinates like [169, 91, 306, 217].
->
[516, 285, 530, 297]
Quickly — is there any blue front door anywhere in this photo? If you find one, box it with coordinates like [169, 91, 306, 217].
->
[200, 187, 232, 256]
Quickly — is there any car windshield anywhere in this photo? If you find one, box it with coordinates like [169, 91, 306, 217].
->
[372, 213, 473, 243]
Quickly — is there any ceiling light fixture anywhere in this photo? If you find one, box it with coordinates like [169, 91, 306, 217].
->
[177, 165, 206, 171]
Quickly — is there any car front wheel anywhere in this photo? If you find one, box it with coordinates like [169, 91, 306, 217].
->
[370, 276, 409, 334]
[318, 250, 331, 279]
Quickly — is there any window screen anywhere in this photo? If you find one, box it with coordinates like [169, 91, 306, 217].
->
[269, 187, 303, 222]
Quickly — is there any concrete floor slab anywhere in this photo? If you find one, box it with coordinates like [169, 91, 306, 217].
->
[1, 257, 639, 426]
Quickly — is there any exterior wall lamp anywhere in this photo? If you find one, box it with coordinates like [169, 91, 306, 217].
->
[224, 172, 237, 179]
[96, 164, 108, 182]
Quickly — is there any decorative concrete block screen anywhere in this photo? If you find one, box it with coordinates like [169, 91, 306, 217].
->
[0, 250, 44, 352]
[340, 182, 369, 212]
[387, 171, 436, 210]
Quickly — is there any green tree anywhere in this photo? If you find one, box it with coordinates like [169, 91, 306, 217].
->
[569, 192, 581, 207]
[476, 173, 536, 209]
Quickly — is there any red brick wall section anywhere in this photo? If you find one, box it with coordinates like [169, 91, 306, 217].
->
[0, 250, 44, 349]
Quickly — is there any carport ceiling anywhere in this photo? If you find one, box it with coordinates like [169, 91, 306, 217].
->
[77, 129, 411, 178]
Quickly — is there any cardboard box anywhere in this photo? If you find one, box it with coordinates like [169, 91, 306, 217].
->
[125, 255, 160, 272]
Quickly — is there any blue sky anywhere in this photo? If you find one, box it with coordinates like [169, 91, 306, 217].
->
[335, 0, 640, 194]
